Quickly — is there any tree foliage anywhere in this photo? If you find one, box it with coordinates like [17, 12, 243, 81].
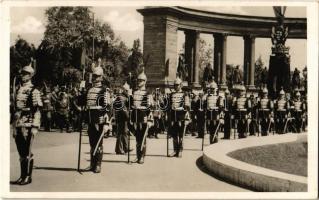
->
[254, 55, 267, 88]
[10, 37, 36, 85]
[36, 7, 129, 87]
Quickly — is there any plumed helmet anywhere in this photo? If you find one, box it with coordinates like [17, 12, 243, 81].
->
[207, 80, 218, 89]
[174, 76, 183, 85]
[137, 67, 147, 81]
[296, 91, 301, 96]
[122, 82, 130, 91]
[22, 64, 34, 75]
[92, 66, 104, 76]
[262, 87, 268, 94]
[240, 84, 246, 91]
[279, 88, 285, 95]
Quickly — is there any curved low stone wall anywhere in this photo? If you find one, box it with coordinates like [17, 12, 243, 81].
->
[202, 133, 307, 192]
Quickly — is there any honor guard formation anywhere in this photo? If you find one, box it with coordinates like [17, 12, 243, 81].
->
[11, 62, 307, 185]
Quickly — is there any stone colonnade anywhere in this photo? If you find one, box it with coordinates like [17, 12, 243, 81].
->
[138, 7, 306, 89]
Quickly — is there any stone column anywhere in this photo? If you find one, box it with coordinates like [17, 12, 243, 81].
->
[193, 31, 200, 87]
[213, 33, 227, 87]
[243, 35, 256, 89]
[213, 33, 222, 84]
[220, 34, 227, 87]
[185, 30, 195, 84]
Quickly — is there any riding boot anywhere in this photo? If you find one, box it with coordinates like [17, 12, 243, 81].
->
[94, 147, 103, 173]
[20, 158, 33, 185]
[12, 158, 26, 184]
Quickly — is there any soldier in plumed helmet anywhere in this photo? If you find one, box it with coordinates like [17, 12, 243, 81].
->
[130, 68, 153, 164]
[204, 79, 223, 144]
[274, 88, 289, 134]
[222, 88, 233, 139]
[291, 90, 306, 133]
[234, 84, 249, 138]
[85, 66, 111, 173]
[11, 64, 42, 185]
[168, 76, 190, 157]
[258, 87, 274, 136]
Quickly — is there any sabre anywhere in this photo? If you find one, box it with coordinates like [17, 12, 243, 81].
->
[266, 119, 272, 135]
[140, 124, 150, 152]
[212, 121, 221, 143]
[93, 117, 112, 156]
[179, 121, 188, 158]
[283, 118, 290, 134]
[27, 132, 35, 174]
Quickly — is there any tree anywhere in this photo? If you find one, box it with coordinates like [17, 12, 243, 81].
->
[37, 7, 129, 87]
[254, 55, 267, 88]
[10, 36, 36, 85]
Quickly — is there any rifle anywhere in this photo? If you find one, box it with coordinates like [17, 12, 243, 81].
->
[77, 107, 83, 172]
[167, 125, 169, 157]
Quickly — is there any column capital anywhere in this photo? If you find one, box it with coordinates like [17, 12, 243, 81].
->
[243, 35, 256, 41]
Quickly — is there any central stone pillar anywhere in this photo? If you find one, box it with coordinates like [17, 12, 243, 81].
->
[213, 33, 227, 88]
[243, 35, 256, 89]
[142, 15, 178, 88]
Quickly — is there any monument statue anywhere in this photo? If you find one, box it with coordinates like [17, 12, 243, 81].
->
[292, 68, 301, 89]
[267, 6, 291, 98]
[232, 65, 242, 85]
[177, 54, 188, 81]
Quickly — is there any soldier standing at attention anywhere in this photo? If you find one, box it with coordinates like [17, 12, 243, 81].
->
[86, 66, 111, 173]
[168, 76, 190, 157]
[204, 80, 222, 144]
[130, 68, 153, 164]
[11, 64, 42, 185]
[42, 87, 53, 132]
[275, 88, 289, 134]
[291, 91, 305, 133]
[222, 88, 233, 139]
[234, 85, 248, 138]
[258, 87, 274, 136]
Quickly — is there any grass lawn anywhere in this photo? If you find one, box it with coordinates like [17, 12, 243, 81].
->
[227, 141, 307, 177]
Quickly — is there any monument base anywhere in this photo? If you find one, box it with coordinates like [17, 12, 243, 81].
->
[268, 54, 291, 98]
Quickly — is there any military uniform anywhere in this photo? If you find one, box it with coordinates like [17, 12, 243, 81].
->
[222, 89, 233, 139]
[258, 88, 274, 136]
[86, 67, 111, 173]
[130, 70, 153, 164]
[114, 83, 131, 154]
[204, 81, 222, 144]
[42, 88, 53, 132]
[168, 77, 190, 157]
[234, 85, 248, 138]
[275, 89, 289, 134]
[12, 65, 42, 185]
[291, 91, 305, 133]
[195, 93, 205, 138]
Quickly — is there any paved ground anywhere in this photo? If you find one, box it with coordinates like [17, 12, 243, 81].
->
[9, 129, 249, 192]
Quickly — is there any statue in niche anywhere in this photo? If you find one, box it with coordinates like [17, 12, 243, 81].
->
[177, 54, 188, 81]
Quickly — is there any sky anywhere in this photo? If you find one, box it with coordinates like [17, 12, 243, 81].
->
[10, 6, 307, 70]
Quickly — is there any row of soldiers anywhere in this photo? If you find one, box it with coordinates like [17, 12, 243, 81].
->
[11, 64, 307, 185]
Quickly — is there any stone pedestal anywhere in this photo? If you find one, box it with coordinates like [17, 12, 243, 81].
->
[268, 54, 291, 98]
